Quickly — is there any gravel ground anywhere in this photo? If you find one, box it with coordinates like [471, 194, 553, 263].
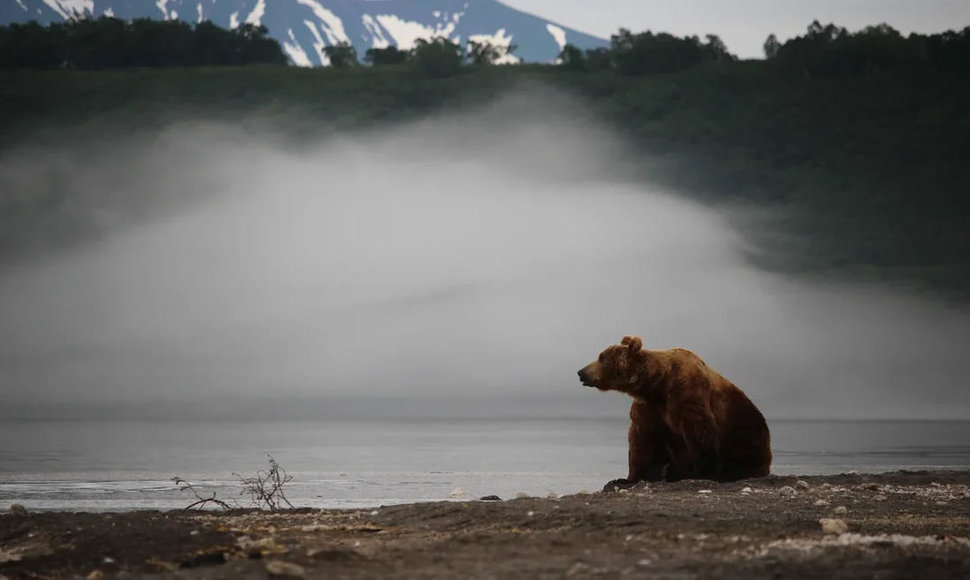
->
[2, 471, 969, 579]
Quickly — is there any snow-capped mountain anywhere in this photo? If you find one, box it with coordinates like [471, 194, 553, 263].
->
[1, 0, 608, 65]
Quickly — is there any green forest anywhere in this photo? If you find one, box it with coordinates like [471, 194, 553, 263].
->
[1, 19, 969, 296]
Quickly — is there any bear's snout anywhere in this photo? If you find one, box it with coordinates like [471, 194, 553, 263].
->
[578, 363, 600, 388]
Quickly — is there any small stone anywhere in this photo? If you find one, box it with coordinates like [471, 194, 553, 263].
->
[189, 530, 199, 536]
[526, 511, 535, 517]
[935, 501, 948, 506]
[566, 562, 590, 576]
[265, 560, 305, 579]
[545, 491, 558, 499]
[698, 489, 713, 494]
[834, 506, 848, 515]
[479, 495, 502, 501]
[860, 482, 881, 491]
[637, 559, 652, 567]
[820, 518, 848, 535]
[448, 488, 465, 498]
[820, 483, 833, 490]
[8, 504, 27, 516]
[795, 480, 810, 491]
[515, 492, 530, 499]
[814, 499, 830, 507]
[86, 571, 104, 580]
[370, 510, 379, 515]
[102, 556, 116, 565]
[778, 486, 797, 497]
[740, 486, 753, 494]
[874, 494, 888, 501]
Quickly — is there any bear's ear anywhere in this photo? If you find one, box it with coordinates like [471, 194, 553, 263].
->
[625, 336, 643, 353]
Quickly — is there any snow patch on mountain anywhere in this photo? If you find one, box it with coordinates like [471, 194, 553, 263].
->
[283, 28, 313, 66]
[14, 0, 27, 11]
[304, 19, 328, 65]
[154, 0, 167, 19]
[468, 29, 520, 64]
[294, 0, 349, 44]
[196, 2, 203, 23]
[361, 14, 392, 49]
[229, 11, 239, 29]
[245, 0, 265, 26]
[41, 0, 93, 19]
[374, 13, 456, 50]
[546, 23, 566, 51]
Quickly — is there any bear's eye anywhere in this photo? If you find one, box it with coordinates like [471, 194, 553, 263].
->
[598, 353, 605, 363]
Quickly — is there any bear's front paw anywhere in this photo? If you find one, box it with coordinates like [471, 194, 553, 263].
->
[602, 478, 635, 493]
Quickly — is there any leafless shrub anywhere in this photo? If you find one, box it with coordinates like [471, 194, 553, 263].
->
[234, 454, 295, 511]
[172, 476, 233, 511]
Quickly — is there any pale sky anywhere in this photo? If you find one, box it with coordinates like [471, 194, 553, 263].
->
[503, 0, 970, 58]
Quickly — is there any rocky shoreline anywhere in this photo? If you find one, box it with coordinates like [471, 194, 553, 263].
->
[2, 471, 969, 579]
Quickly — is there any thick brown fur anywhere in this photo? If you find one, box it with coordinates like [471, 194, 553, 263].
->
[578, 336, 771, 488]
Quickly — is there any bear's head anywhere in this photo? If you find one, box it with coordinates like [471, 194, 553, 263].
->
[578, 336, 645, 394]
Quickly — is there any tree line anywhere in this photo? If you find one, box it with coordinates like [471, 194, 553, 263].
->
[557, 21, 970, 77]
[323, 37, 516, 76]
[2, 16, 968, 77]
[0, 16, 287, 69]
[765, 21, 970, 77]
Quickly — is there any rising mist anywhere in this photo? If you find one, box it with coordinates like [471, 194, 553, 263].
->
[1, 92, 968, 420]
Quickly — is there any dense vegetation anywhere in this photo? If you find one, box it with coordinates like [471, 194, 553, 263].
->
[0, 17, 287, 68]
[0, 20, 968, 296]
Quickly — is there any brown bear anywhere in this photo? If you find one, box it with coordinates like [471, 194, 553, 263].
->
[578, 336, 771, 489]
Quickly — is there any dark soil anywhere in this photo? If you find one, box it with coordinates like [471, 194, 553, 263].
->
[3, 471, 969, 579]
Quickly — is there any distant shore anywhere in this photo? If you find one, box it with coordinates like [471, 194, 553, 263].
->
[2, 470, 969, 579]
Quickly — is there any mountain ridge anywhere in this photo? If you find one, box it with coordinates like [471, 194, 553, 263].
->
[0, 0, 609, 65]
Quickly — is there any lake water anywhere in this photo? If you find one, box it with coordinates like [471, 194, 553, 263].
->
[1, 419, 968, 511]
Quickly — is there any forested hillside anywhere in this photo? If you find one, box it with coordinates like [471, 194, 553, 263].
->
[1, 21, 968, 296]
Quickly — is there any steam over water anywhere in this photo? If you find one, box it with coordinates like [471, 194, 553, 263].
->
[1, 94, 969, 421]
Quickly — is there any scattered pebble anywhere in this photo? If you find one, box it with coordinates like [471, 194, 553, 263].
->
[637, 559, 652, 567]
[834, 506, 848, 515]
[8, 504, 27, 516]
[820, 483, 833, 490]
[935, 501, 948, 506]
[86, 570, 104, 580]
[795, 480, 810, 491]
[448, 488, 465, 498]
[820, 518, 849, 535]
[740, 487, 753, 494]
[778, 486, 797, 498]
[527, 511, 535, 517]
[479, 495, 502, 502]
[566, 562, 590, 577]
[698, 489, 713, 495]
[515, 492, 530, 499]
[265, 560, 305, 579]
[814, 499, 830, 507]
[545, 491, 558, 499]
[101, 556, 115, 565]
[189, 530, 199, 536]
[874, 494, 888, 502]
[860, 482, 881, 491]
[370, 510, 379, 515]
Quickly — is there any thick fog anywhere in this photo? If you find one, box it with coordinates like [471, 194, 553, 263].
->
[1, 94, 968, 420]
